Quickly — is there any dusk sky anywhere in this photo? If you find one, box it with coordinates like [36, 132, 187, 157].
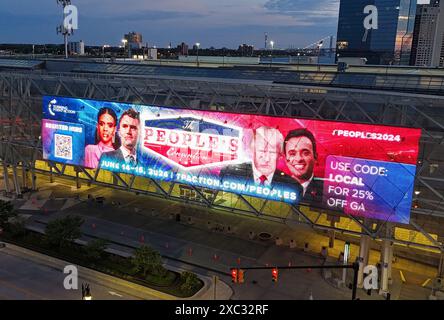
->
[0, 0, 341, 48]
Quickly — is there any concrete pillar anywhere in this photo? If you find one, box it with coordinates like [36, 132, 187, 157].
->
[388, 243, 394, 285]
[30, 167, 37, 191]
[328, 215, 339, 248]
[357, 235, 371, 288]
[328, 229, 335, 248]
[438, 250, 444, 279]
[76, 169, 81, 189]
[379, 239, 393, 295]
[21, 166, 28, 189]
[49, 165, 54, 183]
[12, 165, 21, 197]
[437, 236, 444, 279]
[2, 162, 11, 193]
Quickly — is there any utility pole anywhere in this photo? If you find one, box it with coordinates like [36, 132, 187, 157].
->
[317, 40, 323, 71]
[213, 275, 218, 300]
[195, 43, 200, 67]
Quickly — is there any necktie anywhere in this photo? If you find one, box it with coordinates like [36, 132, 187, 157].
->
[259, 175, 267, 185]
[128, 155, 136, 166]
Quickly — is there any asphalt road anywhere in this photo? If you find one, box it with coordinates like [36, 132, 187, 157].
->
[0, 247, 142, 300]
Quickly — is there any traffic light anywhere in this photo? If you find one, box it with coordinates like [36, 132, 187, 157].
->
[231, 268, 238, 283]
[82, 283, 92, 300]
[238, 269, 245, 283]
[272, 267, 278, 282]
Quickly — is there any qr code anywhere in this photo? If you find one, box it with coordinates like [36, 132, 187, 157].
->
[54, 134, 73, 160]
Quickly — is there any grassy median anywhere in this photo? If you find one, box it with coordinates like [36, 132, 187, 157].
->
[0, 217, 203, 298]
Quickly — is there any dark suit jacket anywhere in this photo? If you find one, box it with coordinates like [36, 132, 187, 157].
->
[220, 162, 295, 186]
[300, 177, 324, 208]
[99, 148, 138, 167]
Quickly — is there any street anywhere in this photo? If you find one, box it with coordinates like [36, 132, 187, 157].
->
[0, 245, 144, 300]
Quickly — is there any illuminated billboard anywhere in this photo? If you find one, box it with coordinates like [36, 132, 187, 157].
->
[42, 96, 421, 224]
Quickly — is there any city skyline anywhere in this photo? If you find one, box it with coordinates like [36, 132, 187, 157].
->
[0, 0, 340, 48]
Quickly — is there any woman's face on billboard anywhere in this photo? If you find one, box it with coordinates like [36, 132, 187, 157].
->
[98, 113, 116, 144]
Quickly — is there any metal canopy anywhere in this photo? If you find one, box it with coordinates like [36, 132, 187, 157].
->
[68, 62, 444, 95]
[0, 59, 44, 70]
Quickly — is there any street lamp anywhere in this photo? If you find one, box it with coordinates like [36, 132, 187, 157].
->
[102, 44, 110, 62]
[269, 41, 274, 67]
[121, 39, 128, 61]
[317, 41, 323, 71]
[195, 42, 200, 67]
[82, 283, 92, 300]
[297, 52, 301, 71]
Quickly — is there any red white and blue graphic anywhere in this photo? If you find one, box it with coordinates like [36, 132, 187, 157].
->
[142, 115, 243, 170]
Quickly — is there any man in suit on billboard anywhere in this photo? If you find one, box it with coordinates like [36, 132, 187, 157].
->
[220, 126, 293, 186]
[100, 108, 140, 167]
[284, 128, 323, 206]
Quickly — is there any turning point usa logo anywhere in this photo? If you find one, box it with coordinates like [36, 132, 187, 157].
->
[47, 99, 76, 116]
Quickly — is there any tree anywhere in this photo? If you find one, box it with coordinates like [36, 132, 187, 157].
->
[7, 220, 26, 238]
[45, 215, 84, 249]
[0, 200, 16, 228]
[132, 245, 166, 278]
[180, 271, 201, 294]
[84, 239, 108, 262]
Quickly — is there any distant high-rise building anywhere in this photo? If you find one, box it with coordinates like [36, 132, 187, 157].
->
[238, 44, 254, 56]
[336, 0, 417, 65]
[68, 40, 85, 55]
[177, 42, 189, 56]
[147, 48, 158, 60]
[410, 0, 444, 67]
[124, 32, 143, 49]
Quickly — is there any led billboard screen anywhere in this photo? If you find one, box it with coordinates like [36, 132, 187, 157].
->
[42, 96, 421, 224]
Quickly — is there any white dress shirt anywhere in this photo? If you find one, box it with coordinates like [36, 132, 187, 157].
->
[120, 146, 137, 165]
[252, 162, 274, 186]
[300, 175, 314, 197]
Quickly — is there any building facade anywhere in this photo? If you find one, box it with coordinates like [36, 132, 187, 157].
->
[124, 32, 143, 50]
[410, 0, 444, 67]
[238, 44, 254, 56]
[337, 0, 417, 65]
[177, 42, 189, 56]
[68, 40, 85, 55]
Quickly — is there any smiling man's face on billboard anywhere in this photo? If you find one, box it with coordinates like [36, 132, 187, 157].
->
[285, 136, 316, 184]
